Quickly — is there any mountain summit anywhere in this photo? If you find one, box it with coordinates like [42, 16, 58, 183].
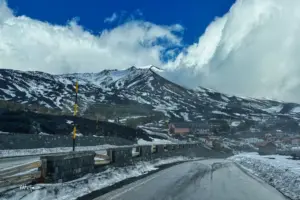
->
[1, 67, 300, 134]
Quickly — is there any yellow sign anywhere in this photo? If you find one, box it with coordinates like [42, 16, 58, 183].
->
[74, 104, 78, 116]
[73, 126, 77, 139]
[75, 81, 79, 93]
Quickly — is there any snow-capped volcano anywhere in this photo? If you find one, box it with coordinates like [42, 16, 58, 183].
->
[1, 66, 300, 134]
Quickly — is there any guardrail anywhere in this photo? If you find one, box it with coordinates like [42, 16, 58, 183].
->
[0, 143, 233, 187]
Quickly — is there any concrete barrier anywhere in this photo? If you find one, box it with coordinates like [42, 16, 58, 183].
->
[40, 151, 95, 183]
[1, 143, 233, 186]
[140, 145, 152, 160]
[109, 147, 133, 167]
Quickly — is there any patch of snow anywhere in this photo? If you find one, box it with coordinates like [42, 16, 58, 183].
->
[163, 86, 180, 96]
[136, 65, 153, 69]
[13, 83, 32, 98]
[242, 138, 264, 144]
[171, 111, 181, 118]
[0, 145, 117, 158]
[115, 79, 125, 89]
[92, 135, 104, 138]
[94, 157, 105, 161]
[147, 77, 154, 91]
[126, 94, 151, 105]
[66, 120, 73, 125]
[127, 80, 141, 88]
[180, 112, 191, 122]
[212, 110, 229, 116]
[121, 116, 147, 121]
[0, 88, 16, 97]
[163, 96, 171, 100]
[137, 138, 173, 145]
[221, 95, 230, 102]
[263, 105, 283, 113]
[291, 147, 300, 150]
[291, 107, 300, 113]
[39, 132, 51, 136]
[231, 121, 240, 127]
[251, 116, 261, 121]
[57, 77, 73, 85]
[230, 153, 300, 200]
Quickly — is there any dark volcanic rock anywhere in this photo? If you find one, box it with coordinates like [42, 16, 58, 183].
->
[0, 109, 156, 142]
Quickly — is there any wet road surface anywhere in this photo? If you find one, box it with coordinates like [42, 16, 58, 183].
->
[0, 156, 40, 171]
[95, 159, 287, 200]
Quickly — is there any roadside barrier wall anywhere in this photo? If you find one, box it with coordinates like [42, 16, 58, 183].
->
[6, 143, 233, 185]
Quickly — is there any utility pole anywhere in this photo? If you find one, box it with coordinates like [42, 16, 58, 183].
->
[229, 117, 232, 135]
[73, 81, 79, 151]
[96, 115, 99, 130]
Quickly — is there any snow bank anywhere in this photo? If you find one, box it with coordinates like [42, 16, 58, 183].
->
[0, 157, 196, 200]
[230, 153, 300, 200]
[137, 138, 173, 145]
[0, 145, 117, 158]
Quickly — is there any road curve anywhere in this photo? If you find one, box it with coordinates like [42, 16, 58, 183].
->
[95, 159, 288, 200]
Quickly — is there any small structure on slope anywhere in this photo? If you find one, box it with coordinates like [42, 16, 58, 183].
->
[258, 141, 277, 155]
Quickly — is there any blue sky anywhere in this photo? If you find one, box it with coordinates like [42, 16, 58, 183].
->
[7, 0, 235, 45]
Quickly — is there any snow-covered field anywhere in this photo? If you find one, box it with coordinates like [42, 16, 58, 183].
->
[230, 153, 300, 200]
[0, 156, 198, 200]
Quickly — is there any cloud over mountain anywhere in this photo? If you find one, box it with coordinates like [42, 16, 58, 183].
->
[1, 0, 300, 103]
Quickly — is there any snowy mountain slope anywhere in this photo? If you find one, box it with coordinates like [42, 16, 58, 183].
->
[1, 66, 300, 133]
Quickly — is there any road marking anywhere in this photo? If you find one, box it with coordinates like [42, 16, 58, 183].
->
[107, 172, 165, 200]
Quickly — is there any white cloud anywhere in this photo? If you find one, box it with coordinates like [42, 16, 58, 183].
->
[104, 12, 117, 23]
[1, 0, 300, 103]
[164, 0, 300, 103]
[0, 1, 182, 74]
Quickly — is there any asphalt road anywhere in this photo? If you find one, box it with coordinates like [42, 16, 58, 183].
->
[0, 156, 40, 171]
[95, 159, 288, 200]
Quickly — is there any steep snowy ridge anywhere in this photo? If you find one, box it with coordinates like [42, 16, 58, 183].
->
[0, 66, 300, 133]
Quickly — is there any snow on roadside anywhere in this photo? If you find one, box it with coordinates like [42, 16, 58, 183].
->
[0, 139, 182, 158]
[230, 153, 300, 200]
[137, 138, 173, 145]
[0, 156, 196, 200]
[0, 145, 117, 158]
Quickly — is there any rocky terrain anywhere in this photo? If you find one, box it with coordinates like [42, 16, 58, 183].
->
[1, 66, 300, 139]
